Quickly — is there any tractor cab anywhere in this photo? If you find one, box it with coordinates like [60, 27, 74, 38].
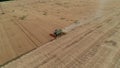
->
[54, 29, 63, 36]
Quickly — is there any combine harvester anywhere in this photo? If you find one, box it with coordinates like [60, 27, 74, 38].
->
[50, 29, 66, 39]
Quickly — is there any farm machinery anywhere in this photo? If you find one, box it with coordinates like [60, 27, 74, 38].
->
[50, 29, 66, 39]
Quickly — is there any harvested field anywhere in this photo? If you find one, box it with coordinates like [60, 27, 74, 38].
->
[0, 0, 99, 65]
[0, 0, 120, 68]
